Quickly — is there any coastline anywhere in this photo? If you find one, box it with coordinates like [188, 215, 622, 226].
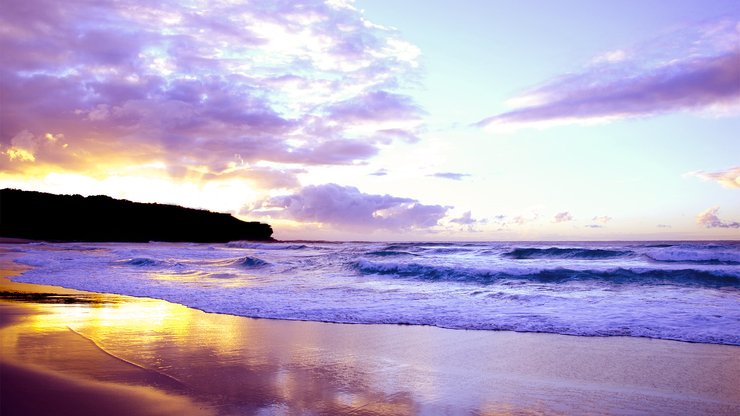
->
[1, 250, 739, 415]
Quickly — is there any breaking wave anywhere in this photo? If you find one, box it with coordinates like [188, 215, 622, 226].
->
[366, 250, 418, 257]
[503, 247, 633, 260]
[118, 257, 169, 267]
[231, 256, 270, 268]
[9, 240, 740, 346]
[644, 249, 740, 265]
[226, 242, 308, 250]
[352, 259, 739, 287]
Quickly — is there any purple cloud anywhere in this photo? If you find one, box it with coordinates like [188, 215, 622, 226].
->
[450, 211, 476, 225]
[477, 19, 740, 130]
[448, 211, 487, 233]
[687, 167, 740, 189]
[584, 224, 604, 229]
[429, 172, 471, 181]
[370, 169, 388, 176]
[553, 212, 573, 223]
[326, 91, 422, 124]
[696, 207, 740, 229]
[0, 0, 422, 180]
[202, 166, 304, 190]
[250, 183, 449, 231]
[287, 140, 379, 165]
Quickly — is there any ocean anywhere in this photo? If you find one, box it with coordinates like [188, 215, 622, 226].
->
[8, 240, 740, 345]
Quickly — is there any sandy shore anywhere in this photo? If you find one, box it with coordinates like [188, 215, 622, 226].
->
[1, 251, 739, 415]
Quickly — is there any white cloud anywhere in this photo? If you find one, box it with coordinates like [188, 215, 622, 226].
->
[592, 215, 612, 223]
[697, 207, 740, 228]
[687, 167, 740, 189]
[553, 211, 573, 223]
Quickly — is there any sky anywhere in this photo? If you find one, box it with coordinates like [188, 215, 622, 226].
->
[1, 0, 738, 241]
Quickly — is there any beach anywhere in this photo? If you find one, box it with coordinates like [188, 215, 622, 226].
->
[1, 249, 739, 415]
[3, 0, 738, 413]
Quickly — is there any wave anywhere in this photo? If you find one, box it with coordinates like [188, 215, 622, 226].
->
[352, 260, 739, 287]
[503, 247, 633, 260]
[59, 245, 108, 252]
[206, 273, 239, 279]
[379, 244, 425, 252]
[372, 244, 477, 256]
[10, 241, 740, 346]
[231, 256, 270, 268]
[226, 242, 308, 250]
[425, 247, 472, 254]
[116, 257, 191, 270]
[367, 250, 418, 257]
[118, 257, 169, 267]
[644, 249, 740, 265]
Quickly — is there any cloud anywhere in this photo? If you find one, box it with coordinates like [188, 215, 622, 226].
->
[428, 172, 471, 180]
[696, 207, 740, 228]
[249, 183, 449, 231]
[687, 167, 740, 189]
[0, 0, 422, 184]
[477, 19, 740, 131]
[586, 216, 611, 228]
[325, 91, 421, 124]
[373, 129, 421, 144]
[201, 166, 304, 190]
[511, 213, 540, 225]
[553, 211, 573, 223]
[656, 224, 672, 229]
[591, 49, 628, 64]
[450, 211, 477, 225]
[592, 216, 612, 224]
[449, 211, 486, 232]
[370, 169, 388, 176]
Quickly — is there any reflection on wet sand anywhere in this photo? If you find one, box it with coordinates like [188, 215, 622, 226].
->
[2, 257, 740, 415]
[1, 289, 419, 414]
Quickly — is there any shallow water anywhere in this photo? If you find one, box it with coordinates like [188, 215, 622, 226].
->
[9, 240, 740, 345]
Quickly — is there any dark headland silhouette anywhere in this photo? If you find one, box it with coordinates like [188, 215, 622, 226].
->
[0, 189, 273, 242]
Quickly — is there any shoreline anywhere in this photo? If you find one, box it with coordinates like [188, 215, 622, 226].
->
[4, 248, 734, 348]
[2, 250, 739, 414]
[8, 240, 739, 347]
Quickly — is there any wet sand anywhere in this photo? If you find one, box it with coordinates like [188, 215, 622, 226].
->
[1, 252, 739, 415]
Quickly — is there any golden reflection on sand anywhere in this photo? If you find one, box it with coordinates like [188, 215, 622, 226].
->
[1, 287, 419, 414]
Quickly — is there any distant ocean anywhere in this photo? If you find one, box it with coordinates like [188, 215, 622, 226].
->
[9, 241, 740, 345]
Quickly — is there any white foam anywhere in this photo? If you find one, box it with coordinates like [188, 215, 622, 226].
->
[8, 241, 740, 345]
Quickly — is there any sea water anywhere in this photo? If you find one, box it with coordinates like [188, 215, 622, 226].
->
[8, 241, 740, 345]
